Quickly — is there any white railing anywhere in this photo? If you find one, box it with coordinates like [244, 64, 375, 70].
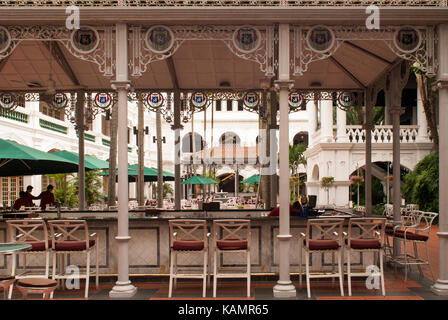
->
[346, 125, 419, 143]
[0, 0, 445, 7]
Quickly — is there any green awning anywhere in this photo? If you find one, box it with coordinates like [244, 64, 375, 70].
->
[100, 164, 174, 182]
[241, 174, 261, 184]
[181, 176, 218, 185]
[0, 139, 79, 176]
[52, 150, 110, 170]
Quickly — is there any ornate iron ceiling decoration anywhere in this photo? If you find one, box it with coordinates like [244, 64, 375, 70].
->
[129, 24, 276, 79]
[0, 25, 114, 77]
[292, 25, 437, 78]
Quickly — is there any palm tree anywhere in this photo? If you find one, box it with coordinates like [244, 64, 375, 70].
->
[289, 143, 307, 200]
[107, 105, 118, 206]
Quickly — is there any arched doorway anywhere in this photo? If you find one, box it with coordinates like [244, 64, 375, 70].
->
[293, 131, 309, 147]
[219, 132, 240, 145]
[217, 173, 244, 194]
[182, 132, 204, 153]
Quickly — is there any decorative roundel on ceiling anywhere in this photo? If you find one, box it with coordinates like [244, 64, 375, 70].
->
[190, 92, 208, 109]
[71, 27, 99, 54]
[146, 92, 164, 109]
[306, 25, 335, 54]
[337, 92, 356, 108]
[51, 93, 69, 109]
[0, 93, 15, 110]
[288, 92, 303, 108]
[243, 91, 260, 109]
[94, 92, 112, 109]
[145, 25, 174, 54]
[0, 26, 11, 55]
[233, 26, 262, 54]
[394, 26, 422, 54]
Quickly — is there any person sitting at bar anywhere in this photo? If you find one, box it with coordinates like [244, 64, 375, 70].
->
[13, 191, 31, 210]
[24, 185, 38, 207]
[36, 184, 55, 211]
[298, 194, 309, 218]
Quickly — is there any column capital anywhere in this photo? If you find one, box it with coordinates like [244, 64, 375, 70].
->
[273, 79, 294, 91]
[171, 124, 184, 130]
[111, 80, 131, 91]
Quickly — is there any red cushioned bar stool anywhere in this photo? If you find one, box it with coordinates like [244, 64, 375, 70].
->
[392, 211, 438, 282]
[168, 219, 209, 298]
[212, 219, 251, 298]
[299, 218, 345, 299]
[16, 278, 57, 300]
[344, 218, 386, 296]
[6, 219, 51, 299]
[47, 220, 99, 299]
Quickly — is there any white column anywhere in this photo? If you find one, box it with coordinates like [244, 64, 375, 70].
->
[336, 105, 348, 143]
[416, 77, 429, 142]
[320, 99, 333, 143]
[432, 24, 448, 296]
[307, 100, 317, 146]
[109, 23, 137, 298]
[273, 23, 296, 298]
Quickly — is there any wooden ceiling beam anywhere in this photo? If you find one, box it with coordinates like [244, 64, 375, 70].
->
[329, 56, 366, 90]
[42, 41, 81, 86]
[345, 41, 394, 65]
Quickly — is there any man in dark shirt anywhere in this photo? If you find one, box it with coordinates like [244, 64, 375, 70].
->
[24, 185, 38, 207]
[37, 184, 55, 211]
[13, 191, 31, 210]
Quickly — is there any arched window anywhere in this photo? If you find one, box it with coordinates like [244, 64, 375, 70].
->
[219, 132, 240, 145]
[182, 132, 204, 153]
[293, 131, 309, 147]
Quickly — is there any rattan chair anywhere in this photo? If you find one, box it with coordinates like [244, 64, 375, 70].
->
[6, 219, 51, 299]
[47, 220, 99, 298]
[212, 219, 251, 298]
[168, 219, 209, 298]
[299, 218, 344, 299]
[345, 218, 386, 296]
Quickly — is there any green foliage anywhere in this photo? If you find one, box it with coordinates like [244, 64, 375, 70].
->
[350, 175, 385, 207]
[47, 173, 78, 207]
[346, 106, 385, 125]
[321, 176, 334, 188]
[74, 170, 103, 206]
[402, 152, 439, 213]
[289, 143, 307, 172]
[163, 183, 174, 198]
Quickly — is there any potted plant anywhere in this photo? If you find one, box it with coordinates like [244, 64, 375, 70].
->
[350, 174, 364, 207]
[321, 176, 335, 205]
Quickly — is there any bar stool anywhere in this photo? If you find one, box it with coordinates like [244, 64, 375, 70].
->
[212, 219, 251, 298]
[392, 211, 438, 281]
[299, 218, 344, 299]
[0, 276, 15, 300]
[16, 278, 57, 300]
[47, 220, 99, 299]
[168, 219, 209, 298]
[345, 218, 386, 296]
[6, 219, 51, 299]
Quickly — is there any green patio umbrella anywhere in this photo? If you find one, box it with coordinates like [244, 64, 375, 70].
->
[0, 139, 79, 176]
[241, 174, 261, 184]
[181, 176, 218, 185]
[51, 150, 110, 170]
[100, 165, 174, 182]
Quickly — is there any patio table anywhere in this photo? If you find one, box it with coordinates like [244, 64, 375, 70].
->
[0, 243, 31, 255]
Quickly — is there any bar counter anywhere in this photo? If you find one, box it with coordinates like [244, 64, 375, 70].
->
[0, 209, 373, 276]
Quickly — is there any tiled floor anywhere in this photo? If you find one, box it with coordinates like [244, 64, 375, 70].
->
[4, 226, 447, 300]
